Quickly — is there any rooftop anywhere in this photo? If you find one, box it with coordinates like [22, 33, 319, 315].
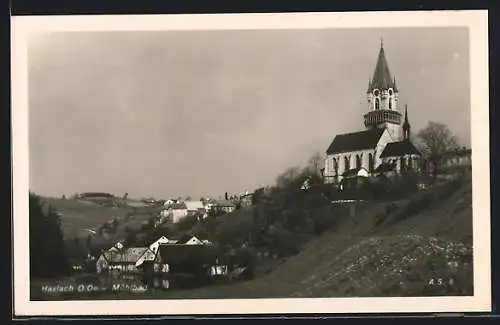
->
[380, 140, 421, 158]
[102, 247, 149, 264]
[326, 128, 385, 154]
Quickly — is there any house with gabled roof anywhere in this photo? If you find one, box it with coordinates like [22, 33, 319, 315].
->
[148, 236, 171, 254]
[96, 247, 155, 274]
[214, 199, 236, 214]
[167, 202, 188, 223]
[176, 234, 205, 245]
[324, 40, 422, 184]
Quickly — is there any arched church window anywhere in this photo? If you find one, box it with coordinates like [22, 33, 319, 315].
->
[368, 153, 374, 172]
[375, 98, 380, 110]
[356, 155, 361, 170]
[334, 158, 338, 176]
[400, 157, 405, 172]
[344, 156, 350, 171]
[408, 156, 413, 169]
[388, 98, 392, 109]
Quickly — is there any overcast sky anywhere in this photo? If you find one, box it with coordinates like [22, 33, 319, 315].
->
[28, 27, 470, 199]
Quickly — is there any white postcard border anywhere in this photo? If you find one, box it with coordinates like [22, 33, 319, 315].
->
[11, 10, 491, 316]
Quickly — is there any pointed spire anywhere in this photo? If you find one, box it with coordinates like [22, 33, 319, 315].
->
[371, 39, 393, 90]
[403, 104, 411, 140]
[366, 77, 372, 93]
[392, 76, 399, 92]
[403, 104, 409, 127]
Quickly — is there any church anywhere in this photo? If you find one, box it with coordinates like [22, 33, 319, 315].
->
[323, 40, 422, 185]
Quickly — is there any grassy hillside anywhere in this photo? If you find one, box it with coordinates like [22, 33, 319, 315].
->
[32, 174, 473, 300]
[117, 175, 473, 299]
[41, 197, 162, 242]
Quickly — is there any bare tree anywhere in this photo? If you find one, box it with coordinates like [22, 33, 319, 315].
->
[417, 121, 460, 172]
[276, 166, 302, 189]
[307, 151, 325, 175]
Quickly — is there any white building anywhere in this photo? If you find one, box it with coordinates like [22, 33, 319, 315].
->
[148, 236, 170, 253]
[185, 200, 204, 213]
[323, 40, 422, 185]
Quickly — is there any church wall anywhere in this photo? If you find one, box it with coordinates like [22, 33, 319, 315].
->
[374, 128, 395, 168]
[324, 148, 377, 183]
[381, 154, 422, 173]
[324, 129, 403, 184]
[385, 123, 402, 142]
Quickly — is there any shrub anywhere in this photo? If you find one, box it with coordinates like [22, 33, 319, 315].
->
[385, 203, 399, 215]
[176, 215, 198, 232]
[374, 213, 386, 226]
[266, 223, 300, 258]
[312, 207, 337, 234]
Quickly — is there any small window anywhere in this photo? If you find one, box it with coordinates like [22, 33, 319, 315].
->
[388, 89, 393, 96]
[388, 98, 392, 109]
[375, 98, 380, 110]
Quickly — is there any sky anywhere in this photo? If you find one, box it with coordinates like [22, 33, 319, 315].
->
[28, 27, 470, 199]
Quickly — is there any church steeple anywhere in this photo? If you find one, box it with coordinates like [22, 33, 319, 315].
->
[403, 104, 411, 140]
[364, 40, 403, 141]
[370, 39, 394, 91]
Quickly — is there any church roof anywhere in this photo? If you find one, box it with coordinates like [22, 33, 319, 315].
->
[380, 140, 421, 158]
[326, 128, 385, 154]
[367, 41, 397, 93]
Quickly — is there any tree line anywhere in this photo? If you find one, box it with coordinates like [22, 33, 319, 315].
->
[29, 193, 70, 278]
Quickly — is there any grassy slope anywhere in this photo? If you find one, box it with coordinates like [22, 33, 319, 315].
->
[41, 197, 161, 241]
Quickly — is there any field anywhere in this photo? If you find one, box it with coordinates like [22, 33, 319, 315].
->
[41, 197, 162, 241]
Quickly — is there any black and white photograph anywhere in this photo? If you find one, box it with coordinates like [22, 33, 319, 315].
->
[12, 11, 490, 315]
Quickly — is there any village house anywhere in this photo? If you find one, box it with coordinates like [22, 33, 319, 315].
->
[163, 198, 179, 207]
[323, 40, 422, 186]
[202, 201, 216, 218]
[148, 236, 174, 254]
[96, 247, 155, 274]
[185, 200, 205, 218]
[239, 192, 254, 207]
[174, 234, 208, 246]
[95, 234, 217, 278]
[215, 200, 237, 214]
[165, 202, 189, 223]
[439, 147, 472, 170]
[155, 240, 221, 276]
[141, 235, 214, 274]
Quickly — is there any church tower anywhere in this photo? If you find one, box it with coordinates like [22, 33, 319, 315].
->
[364, 39, 403, 141]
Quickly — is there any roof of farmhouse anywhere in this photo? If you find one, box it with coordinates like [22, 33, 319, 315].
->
[102, 247, 149, 264]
